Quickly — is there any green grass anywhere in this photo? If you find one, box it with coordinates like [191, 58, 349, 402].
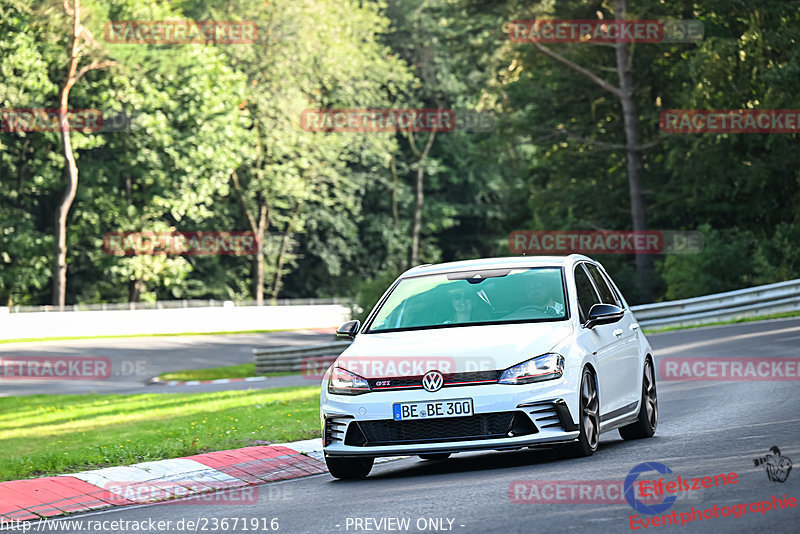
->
[0, 329, 295, 344]
[157, 363, 295, 382]
[0, 386, 320, 482]
[643, 309, 800, 334]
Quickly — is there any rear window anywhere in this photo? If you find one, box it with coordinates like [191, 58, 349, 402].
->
[367, 267, 567, 332]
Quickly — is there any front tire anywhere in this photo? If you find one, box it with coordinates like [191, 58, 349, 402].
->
[561, 368, 600, 458]
[325, 456, 374, 479]
[619, 357, 657, 440]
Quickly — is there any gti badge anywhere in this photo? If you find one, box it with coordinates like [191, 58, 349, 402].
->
[422, 370, 444, 392]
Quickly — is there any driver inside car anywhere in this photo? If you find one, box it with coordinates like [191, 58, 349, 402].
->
[443, 289, 473, 324]
[527, 283, 564, 316]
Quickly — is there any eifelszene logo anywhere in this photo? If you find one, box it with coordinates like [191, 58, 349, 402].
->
[625, 462, 678, 515]
[753, 446, 792, 483]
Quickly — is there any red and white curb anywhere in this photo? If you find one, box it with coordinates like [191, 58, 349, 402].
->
[155, 376, 269, 387]
[0, 439, 327, 522]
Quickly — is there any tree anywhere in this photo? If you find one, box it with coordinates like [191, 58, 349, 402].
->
[52, 0, 115, 308]
[196, 0, 412, 303]
[2, 0, 798, 308]
[0, 0, 59, 306]
[408, 128, 437, 266]
[523, 0, 655, 300]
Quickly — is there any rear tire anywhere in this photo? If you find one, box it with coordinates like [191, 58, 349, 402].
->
[418, 453, 451, 461]
[561, 368, 600, 458]
[325, 456, 374, 479]
[619, 358, 658, 440]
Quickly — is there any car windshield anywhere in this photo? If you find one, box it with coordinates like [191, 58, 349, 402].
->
[367, 267, 567, 332]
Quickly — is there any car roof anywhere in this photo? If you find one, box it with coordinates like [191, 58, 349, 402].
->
[401, 254, 595, 278]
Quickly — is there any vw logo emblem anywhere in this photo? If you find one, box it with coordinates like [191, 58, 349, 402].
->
[422, 370, 444, 392]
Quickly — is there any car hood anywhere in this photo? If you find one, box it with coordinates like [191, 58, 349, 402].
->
[336, 322, 573, 378]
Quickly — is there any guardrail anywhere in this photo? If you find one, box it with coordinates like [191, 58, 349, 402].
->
[3, 298, 350, 313]
[631, 278, 800, 329]
[253, 341, 352, 374]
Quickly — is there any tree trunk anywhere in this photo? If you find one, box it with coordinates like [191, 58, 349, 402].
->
[613, 0, 652, 301]
[128, 279, 142, 302]
[231, 170, 269, 305]
[390, 155, 399, 226]
[253, 245, 265, 305]
[409, 130, 436, 266]
[270, 201, 303, 302]
[253, 203, 268, 305]
[52, 2, 82, 310]
[53, 111, 79, 309]
[410, 162, 425, 266]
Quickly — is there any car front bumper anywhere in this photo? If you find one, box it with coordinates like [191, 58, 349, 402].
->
[321, 376, 581, 458]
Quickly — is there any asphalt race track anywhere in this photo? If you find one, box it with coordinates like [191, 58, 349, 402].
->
[9, 318, 800, 533]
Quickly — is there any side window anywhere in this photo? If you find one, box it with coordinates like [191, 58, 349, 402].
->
[585, 264, 620, 307]
[573, 265, 600, 324]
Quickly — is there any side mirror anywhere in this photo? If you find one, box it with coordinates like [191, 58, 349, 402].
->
[584, 304, 624, 329]
[336, 320, 360, 340]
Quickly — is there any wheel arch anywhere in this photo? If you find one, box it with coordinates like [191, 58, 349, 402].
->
[643, 352, 655, 388]
[579, 361, 599, 420]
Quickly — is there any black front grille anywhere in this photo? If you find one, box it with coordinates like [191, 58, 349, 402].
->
[446, 370, 503, 384]
[345, 411, 536, 446]
[367, 370, 502, 391]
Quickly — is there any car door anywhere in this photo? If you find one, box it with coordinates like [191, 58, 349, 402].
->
[584, 263, 641, 412]
[573, 263, 628, 416]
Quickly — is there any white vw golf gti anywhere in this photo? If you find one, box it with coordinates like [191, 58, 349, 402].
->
[320, 255, 657, 479]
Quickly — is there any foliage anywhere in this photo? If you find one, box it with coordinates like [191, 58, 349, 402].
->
[0, 0, 798, 308]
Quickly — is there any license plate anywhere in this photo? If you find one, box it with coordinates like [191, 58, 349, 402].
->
[393, 398, 473, 421]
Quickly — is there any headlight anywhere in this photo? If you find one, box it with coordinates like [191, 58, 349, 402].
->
[328, 366, 371, 395]
[498, 353, 564, 384]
